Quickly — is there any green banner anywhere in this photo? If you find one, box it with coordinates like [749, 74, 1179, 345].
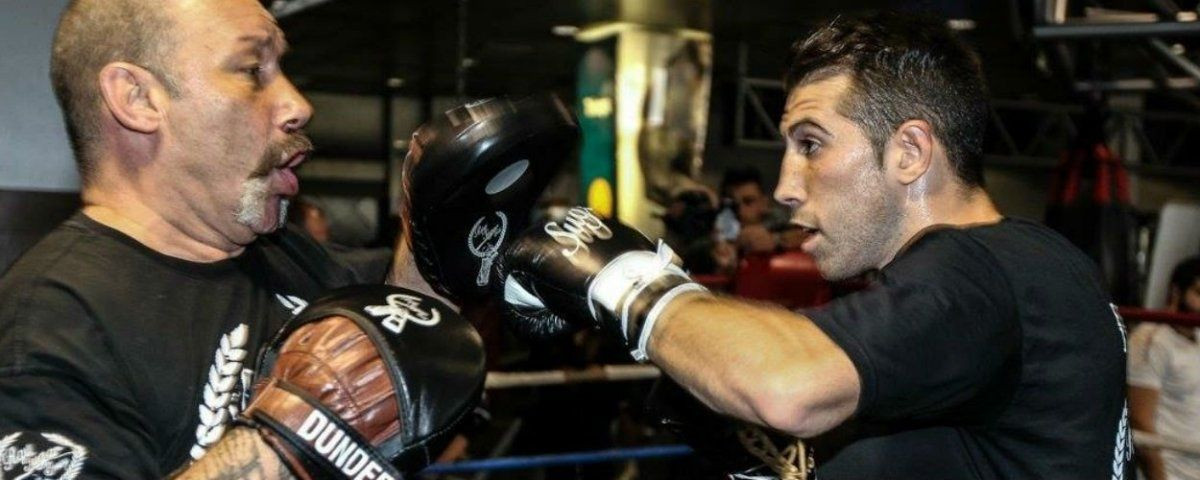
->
[575, 44, 617, 218]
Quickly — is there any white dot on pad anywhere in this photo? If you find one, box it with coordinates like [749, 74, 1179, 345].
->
[486, 159, 530, 195]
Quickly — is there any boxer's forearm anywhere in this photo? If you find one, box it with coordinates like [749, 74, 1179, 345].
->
[648, 293, 859, 438]
[171, 427, 294, 480]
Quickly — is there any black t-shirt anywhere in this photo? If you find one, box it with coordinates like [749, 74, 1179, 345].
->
[805, 218, 1130, 480]
[0, 213, 359, 479]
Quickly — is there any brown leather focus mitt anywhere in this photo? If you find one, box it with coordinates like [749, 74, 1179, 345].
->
[240, 285, 485, 480]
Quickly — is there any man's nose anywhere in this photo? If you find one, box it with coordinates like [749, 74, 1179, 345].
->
[774, 156, 807, 207]
[276, 76, 313, 133]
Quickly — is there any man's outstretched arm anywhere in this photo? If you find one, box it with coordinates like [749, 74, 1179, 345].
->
[650, 293, 860, 438]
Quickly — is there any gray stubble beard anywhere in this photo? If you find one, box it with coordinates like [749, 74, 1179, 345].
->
[234, 175, 288, 232]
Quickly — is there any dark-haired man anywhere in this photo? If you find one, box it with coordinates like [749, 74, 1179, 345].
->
[499, 13, 1130, 478]
[1129, 256, 1200, 480]
[720, 167, 780, 253]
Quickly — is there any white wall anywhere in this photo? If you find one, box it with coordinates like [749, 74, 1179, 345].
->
[0, 0, 78, 192]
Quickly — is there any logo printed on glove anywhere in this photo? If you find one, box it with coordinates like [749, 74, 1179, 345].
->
[295, 411, 396, 480]
[468, 212, 508, 287]
[364, 294, 441, 334]
[544, 207, 613, 258]
[0, 432, 88, 480]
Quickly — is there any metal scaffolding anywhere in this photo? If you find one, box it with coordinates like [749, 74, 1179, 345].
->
[731, 45, 1200, 178]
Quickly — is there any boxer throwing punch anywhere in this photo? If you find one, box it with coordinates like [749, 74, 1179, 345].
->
[499, 14, 1130, 479]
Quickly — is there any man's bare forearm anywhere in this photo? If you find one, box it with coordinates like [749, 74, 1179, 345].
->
[171, 426, 293, 480]
[649, 293, 860, 437]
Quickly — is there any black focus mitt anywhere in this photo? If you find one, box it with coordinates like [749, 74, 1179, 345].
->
[402, 94, 579, 302]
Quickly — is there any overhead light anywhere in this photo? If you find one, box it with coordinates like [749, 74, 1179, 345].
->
[572, 22, 710, 43]
[947, 18, 976, 31]
[552, 25, 580, 37]
[1178, 11, 1198, 22]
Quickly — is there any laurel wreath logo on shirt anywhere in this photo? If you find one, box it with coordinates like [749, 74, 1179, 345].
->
[0, 431, 88, 479]
[190, 324, 249, 461]
[1110, 400, 1132, 480]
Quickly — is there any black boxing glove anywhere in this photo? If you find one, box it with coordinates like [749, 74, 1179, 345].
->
[496, 206, 706, 362]
[402, 94, 579, 302]
[240, 285, 485, 480]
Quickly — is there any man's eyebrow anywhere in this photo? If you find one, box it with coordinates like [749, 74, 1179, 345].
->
[235, 31, 289, 55]
[780, 118, 832, 139]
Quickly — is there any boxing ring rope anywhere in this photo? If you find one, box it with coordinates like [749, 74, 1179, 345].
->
[423, 445, 694, 475]
[484, 364, 661, 389]
[431, 307, 1200, 475]
[1118, 306, 1200, 328]
[1118, 307, 1200, 457]
[425, 437, 1200, 475]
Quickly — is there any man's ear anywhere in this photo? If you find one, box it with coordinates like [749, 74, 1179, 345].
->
[97, 62, 167, 134]
[888, 119, 935, 186]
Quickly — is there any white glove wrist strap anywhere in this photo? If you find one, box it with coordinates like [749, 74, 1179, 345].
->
[587, 241, 706, 362]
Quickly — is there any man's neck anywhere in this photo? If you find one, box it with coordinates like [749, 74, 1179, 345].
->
[82, 187, 247, 263]
[883, 187, 1003, 266]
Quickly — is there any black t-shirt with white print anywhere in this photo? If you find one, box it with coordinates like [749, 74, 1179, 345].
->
[0, 212, 359, 479]
[805, 218, 1131, 479]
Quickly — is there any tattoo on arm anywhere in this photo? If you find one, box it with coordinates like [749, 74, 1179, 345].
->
[171, 426, 294, 480]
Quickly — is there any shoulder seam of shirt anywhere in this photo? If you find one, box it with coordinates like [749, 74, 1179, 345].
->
[2, 229, 94, 368]
[1, 231, 148, 414]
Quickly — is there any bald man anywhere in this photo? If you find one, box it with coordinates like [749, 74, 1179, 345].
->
[0, 1, 444, 478]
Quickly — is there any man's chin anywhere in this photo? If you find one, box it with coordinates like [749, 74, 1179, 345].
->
[236, 197, 289, 236]
[812, 252, 868, 282]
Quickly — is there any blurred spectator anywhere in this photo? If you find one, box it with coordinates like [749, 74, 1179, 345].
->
[662, 189, 717, 242]
[661, 189, 720, 271]
[287, 196, 393, 282]
[720, 167, 782, 254]
[1128, 255, 1200, 480]
[287, 196, 332, 243]
[779, 224, 809, 251]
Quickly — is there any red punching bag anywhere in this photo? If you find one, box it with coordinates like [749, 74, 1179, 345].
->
[1045, 110, 1139, 304]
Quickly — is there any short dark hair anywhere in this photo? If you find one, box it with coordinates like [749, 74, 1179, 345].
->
[720, 166, 764, 197]
[51, 0, 180, 183]
[1170, 255, 1200, 294]
[784, 13, 989, 187]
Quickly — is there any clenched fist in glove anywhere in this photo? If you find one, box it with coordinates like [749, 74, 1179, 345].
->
[239, 284, 485, 480]
[497, 206, 707, 362]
